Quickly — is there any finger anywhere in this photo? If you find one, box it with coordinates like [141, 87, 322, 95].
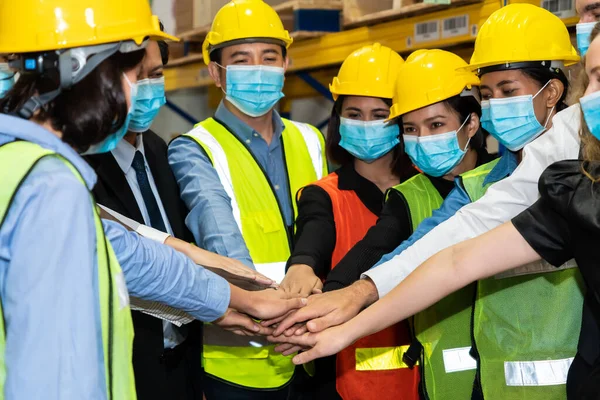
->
[295, 325, 308, 336]
[261, 310, 294, 327]
[267, 334, 291, 344]
[307, 315, 342, 333]
[293, 348, 320, 365]
[311, 288, 322, 294]
[252, 274, 276, 287]
[280, 297, 308, 314]
[284, 323, 305, 337]
[268, 332, 317, 347]
[254, 325, 275, 336]
[274, 343, 296, 353]
[314, 280, 323, 291]
[282, 345, 304, 356]
[228, 312, 261, 333]
[273, 304, 320, 336]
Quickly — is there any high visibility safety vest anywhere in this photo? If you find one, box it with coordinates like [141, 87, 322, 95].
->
[313, 173, 419, 400]
[182, 117, 327, 389]
[463, 164, 584, 400]
[0, 140, 136, 399]
[403, 161, 497, 400]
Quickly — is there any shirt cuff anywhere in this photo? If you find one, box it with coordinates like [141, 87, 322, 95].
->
[286, 255, 318, 272]
[322, 280, 344, 293]
[136, 224, 171, 244]
[361, 259, 414, 298]
[202, 271, 231, 322]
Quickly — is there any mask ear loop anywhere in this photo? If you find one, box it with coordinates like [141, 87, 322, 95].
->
[543, 105, 555, 129]
[532, 80, 552, 99]
[532, 80, 556, 131]
[213, 62, 228, 97]
[457, 114, 472, 152]
[532, 80, 556, 130]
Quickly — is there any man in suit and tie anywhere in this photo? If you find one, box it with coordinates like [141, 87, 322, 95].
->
[84, 26, 203, 400]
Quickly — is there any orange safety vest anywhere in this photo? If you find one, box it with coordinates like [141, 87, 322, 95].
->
[312, 172, 420, 400]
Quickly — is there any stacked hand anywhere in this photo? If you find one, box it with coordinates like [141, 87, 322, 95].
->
[279, 264, 323, 297]
[218, 286, 309, 337]
[261, 279, 379, 363]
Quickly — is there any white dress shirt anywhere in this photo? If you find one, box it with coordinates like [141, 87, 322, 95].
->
[364, 104, 582, 297]
[111, 135, 186, 349]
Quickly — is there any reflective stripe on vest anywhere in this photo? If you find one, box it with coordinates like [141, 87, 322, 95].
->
[442, 347, 477, 373]
[184, 118, 326, 283]
[505, 357, 574, 387]
[462, 159, 584, 398]
[393, 173, 478, 400]
[0, 141, 136, 399]
[355, 345, 412, 371]
[183, 118, 326, 389]
[313, 173, 419, 400]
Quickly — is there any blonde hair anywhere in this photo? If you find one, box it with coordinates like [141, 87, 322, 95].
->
[578, 23, 600, 181]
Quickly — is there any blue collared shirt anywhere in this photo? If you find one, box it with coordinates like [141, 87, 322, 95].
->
[373, 152, 519, 268]
[111, 136, 184, 349]
[0, 114, 229, 400]
[168, 101, 289, 268]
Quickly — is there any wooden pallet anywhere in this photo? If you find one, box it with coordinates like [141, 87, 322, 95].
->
[170, 0, 343, 66]
[343, 0, 480, 29]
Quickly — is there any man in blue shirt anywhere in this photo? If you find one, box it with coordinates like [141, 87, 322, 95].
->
[168, 1, 326, 398]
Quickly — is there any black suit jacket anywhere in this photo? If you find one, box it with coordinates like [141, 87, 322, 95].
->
[85, 130, 202, 400]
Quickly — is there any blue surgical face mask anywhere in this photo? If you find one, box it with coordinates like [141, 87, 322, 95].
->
[83, 73, 139, 155]
[221, 64, 285, 117]
[129, 76, 166, 133]
[0, 64, 15, 98]
[403, 115, 471, 178]
[581, 90, 600, 141]
[481, 81, 553, 152]
[577, 22, 596, 57]
[339, 118, 400, 163]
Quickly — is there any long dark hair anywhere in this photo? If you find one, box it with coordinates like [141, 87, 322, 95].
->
[1, 49, 145, 152]
[326, 95, 416, 180]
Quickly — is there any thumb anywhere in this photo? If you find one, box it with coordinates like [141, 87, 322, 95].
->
[228, 311, 260, 333]
[283, 297, 308, 312]
[306, 315, 335, 333]
[292, 348, 319, 365]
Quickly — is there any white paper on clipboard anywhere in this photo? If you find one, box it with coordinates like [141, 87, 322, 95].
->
[99, 204, 195, 325]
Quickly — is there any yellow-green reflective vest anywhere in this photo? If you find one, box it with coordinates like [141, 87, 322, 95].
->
[397, 160, 498, 400]
[0, 141, 136, 399]
[183, 117, 327, 389]
[463, 160, 584, 400]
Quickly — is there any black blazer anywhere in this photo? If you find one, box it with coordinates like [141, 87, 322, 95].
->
[85, 130, 202, 400]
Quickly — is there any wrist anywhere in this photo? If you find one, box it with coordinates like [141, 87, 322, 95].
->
[289, 263, 316, 275]
[228, 284, 251, 313]
[352, 278, 379, 308]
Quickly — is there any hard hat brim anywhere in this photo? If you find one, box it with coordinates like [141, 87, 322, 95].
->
[465, 56, 580, 73]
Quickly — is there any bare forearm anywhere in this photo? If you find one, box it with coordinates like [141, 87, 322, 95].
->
[353, 278, 379, 308]
[344, 222, 541, 340]
[165, 236, 220, 267]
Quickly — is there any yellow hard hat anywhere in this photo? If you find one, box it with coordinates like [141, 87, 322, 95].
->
[203, 0, 293, 65]
[330, 43, 404, 101]
[468, 4, 579, 73]
[389, 49, 480, 119]
[0, 0, 178, 54]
